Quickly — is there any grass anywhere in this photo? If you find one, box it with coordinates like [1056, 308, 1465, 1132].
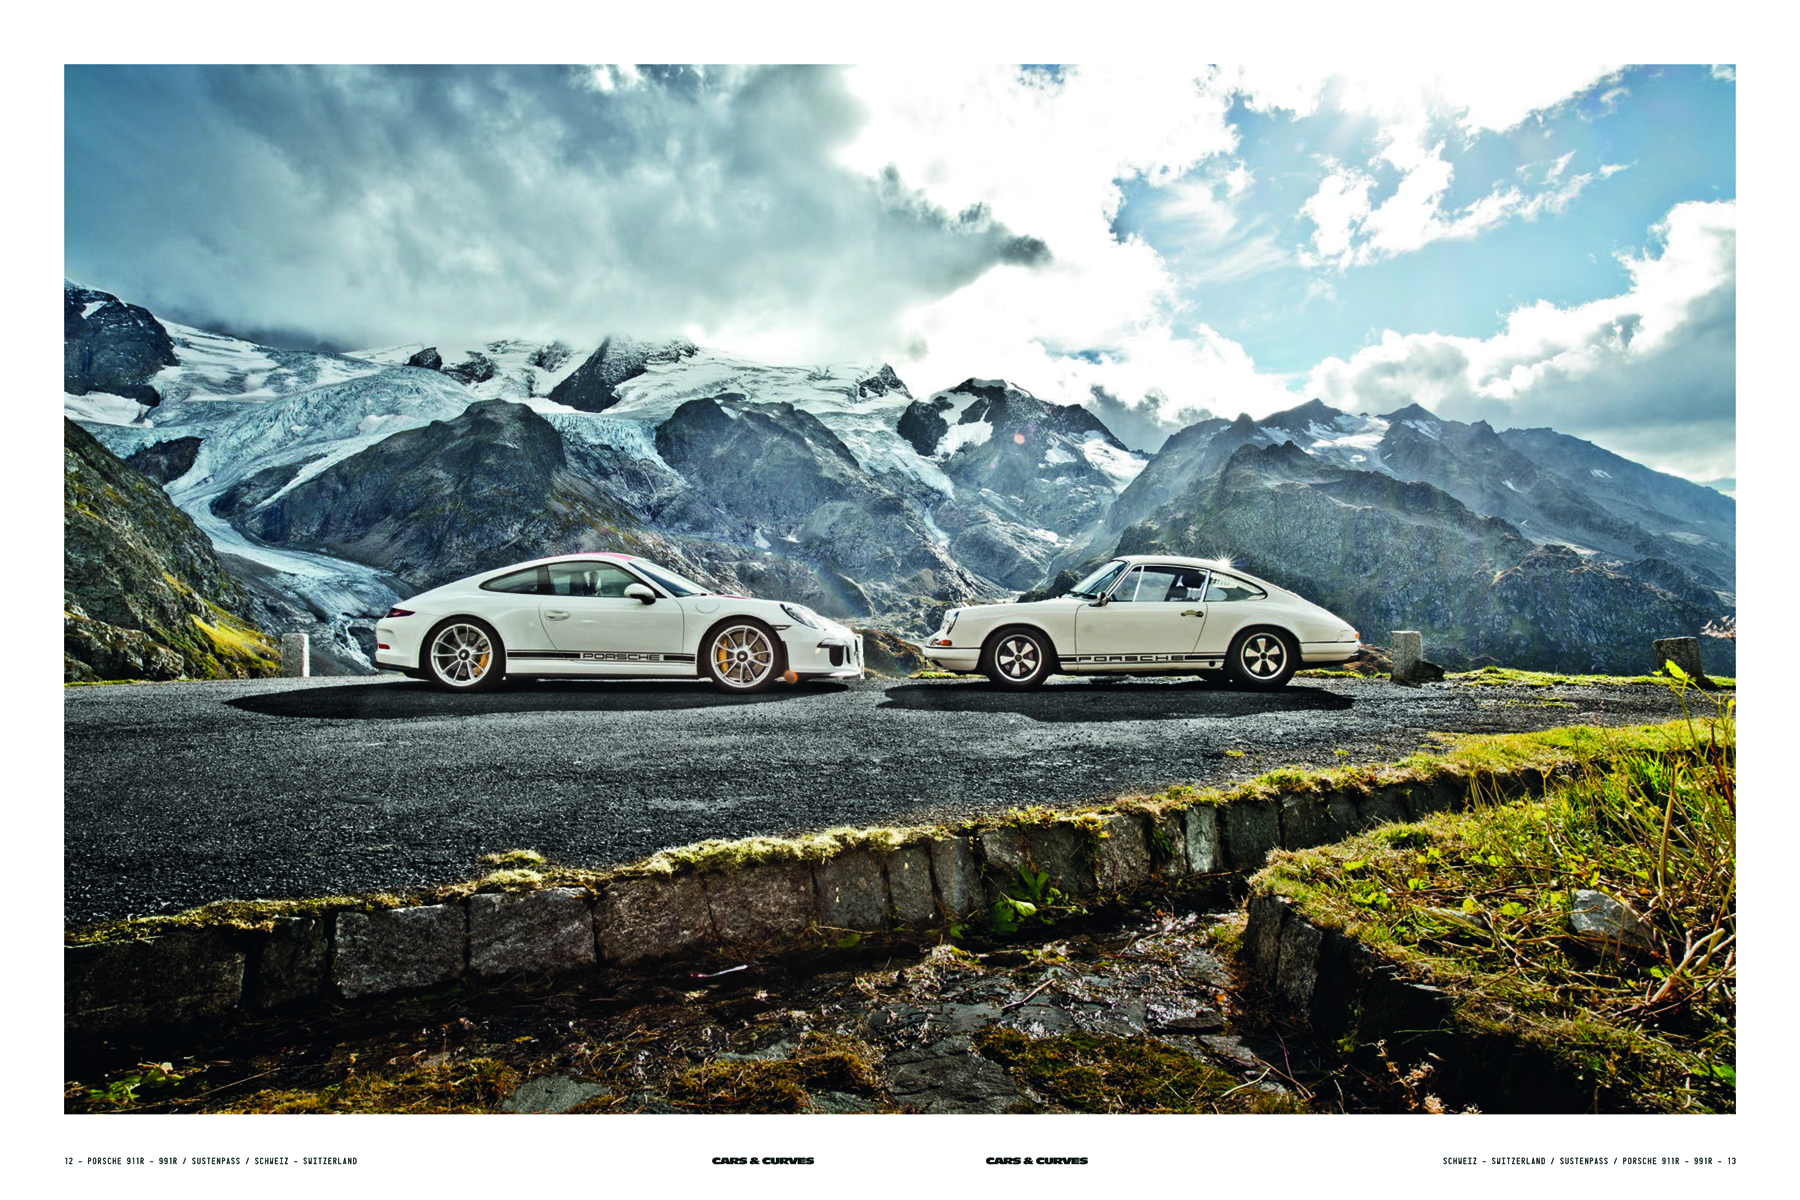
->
[971, 1026, 1306, 1113]
[1251, 684, 1734, 1112]
[1451, 665, 1735, 690]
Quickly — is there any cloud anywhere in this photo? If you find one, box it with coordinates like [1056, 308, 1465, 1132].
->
[64, 65, 1052, 357]
[1305, 200, 1736, 481]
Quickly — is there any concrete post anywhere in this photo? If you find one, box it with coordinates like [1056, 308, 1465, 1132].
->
[279, 632, 310, 678]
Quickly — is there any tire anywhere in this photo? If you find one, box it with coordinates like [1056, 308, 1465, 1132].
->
[703, 619, 785, 693]
[983, 627, 1055, 689]
[1226, 628, 1296, 690]
[423, 617, 506, 692]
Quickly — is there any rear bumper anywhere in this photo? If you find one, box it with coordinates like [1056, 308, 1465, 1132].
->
[1300, 641, 1360, 664]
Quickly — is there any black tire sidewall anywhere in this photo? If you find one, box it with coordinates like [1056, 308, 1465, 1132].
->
[423, 617, 506, 692]
[704, 618, 786, 693]
[984, 627, 1053, 689]
[1226, 628, 1295, 690]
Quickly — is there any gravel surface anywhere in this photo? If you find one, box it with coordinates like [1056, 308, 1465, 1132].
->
[64, 673, 1698, 927]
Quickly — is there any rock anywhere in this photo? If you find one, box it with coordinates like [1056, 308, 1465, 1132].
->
[468, 888, 596, 977]
[123, 436, 203, 484]
[333, 905, 466, 999]
[1090, 814, 1151, 891]
[501, 1074, 610, 1114]
[1390, 631, 1446, 684]
[1652, 637, 1714, 688]
[258, 917, 329, 1008]
[443, 352, 497, 385]
[703, 861, 817, 946]
[1570, 890, 1658, 955]
[596, 873, 715, 965]
[65, 282, 178, 405]
[548, 334, 697, 413]
[928, 836, 984, 918]
[64, 420, 279, 681]
[1221, 799, 1280, 870]
[1182, 805, 1221, 873]
[882, 1036, 1023, 1114]
[885, 844, 937, 926]
[66, 929, 245, 1034]
[814, 851, 889, 932]
[405, 347, 443, 370]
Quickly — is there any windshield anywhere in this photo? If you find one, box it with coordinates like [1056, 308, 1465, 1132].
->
[1068, 560, 1127, 599]
[631, 559, 709, 598]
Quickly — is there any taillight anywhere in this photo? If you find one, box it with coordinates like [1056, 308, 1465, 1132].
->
[385, 607, 414, 618]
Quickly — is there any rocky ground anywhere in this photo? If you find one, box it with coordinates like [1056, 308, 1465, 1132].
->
[69, 897, 1418, 1115]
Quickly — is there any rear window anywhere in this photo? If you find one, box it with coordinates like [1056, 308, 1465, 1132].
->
[481, 566, 546, 594]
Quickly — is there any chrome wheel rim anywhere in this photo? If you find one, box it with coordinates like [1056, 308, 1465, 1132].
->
[995, 634, 1042, 681]
[713, 625, 776, 688]
[1240, 633, 1286, 679]
[430, 623, 495, 687]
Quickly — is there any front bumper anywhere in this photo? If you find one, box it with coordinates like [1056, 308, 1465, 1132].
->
[783, 621, 865, 679]
[917, 638, 981, 673]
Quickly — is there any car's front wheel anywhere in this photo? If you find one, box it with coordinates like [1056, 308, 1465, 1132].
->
[1226, 628, 1296, 690]
[983, 627, 1055, 689]
[424, 618, 506, 692]
[704, 619, 785, 693]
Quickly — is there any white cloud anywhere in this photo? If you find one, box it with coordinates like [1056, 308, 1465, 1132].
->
[1305, 200, 1736, 480]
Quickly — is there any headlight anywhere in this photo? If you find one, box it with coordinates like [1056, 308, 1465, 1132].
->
[781, 603, 825, 630]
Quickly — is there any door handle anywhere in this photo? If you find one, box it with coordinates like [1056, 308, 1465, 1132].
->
[544, 609, 570, 620]
[1180, 609, 1203, 618]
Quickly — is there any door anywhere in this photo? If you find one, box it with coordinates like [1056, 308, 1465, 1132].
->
[1072, 564, 1211, 664]
[538, 561, 687, 667]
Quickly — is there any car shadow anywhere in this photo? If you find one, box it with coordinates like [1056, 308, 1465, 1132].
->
[229, 679, 844, 720]
[878, 679, 1354, 722]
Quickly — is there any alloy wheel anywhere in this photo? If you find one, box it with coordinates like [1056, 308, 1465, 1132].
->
[712, 625, 776, 689]
[430, 622, 495, 687]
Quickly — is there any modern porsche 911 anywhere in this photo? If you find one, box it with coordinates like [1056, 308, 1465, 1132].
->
[375, 553, 863, 693]
[918, 554, 1359, 690]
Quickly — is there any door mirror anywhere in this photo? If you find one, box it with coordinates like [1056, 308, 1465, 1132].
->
[1089, 594, 1110, 608]
[623, 583, 656, 604]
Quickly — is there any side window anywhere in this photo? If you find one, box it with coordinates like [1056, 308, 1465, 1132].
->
[546, 562, 639, 598]
[1112, 565, 1195, 602]
[1205, 574, 1267, 603]
[481, 566, 546, 594]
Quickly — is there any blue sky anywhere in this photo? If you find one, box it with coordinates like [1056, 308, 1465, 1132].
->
[65, 63, 1736, 485]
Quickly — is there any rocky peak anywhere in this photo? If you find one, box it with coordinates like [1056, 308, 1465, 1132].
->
[548, 335, 700, 413]
[855, 364, 912, 400]
[405, 346, 443, 370]
[64, 282, 179, 407]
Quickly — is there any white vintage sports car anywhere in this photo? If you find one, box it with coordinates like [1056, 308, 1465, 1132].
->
[375, 552, 863, 693]
[918, 554, 1359, 690]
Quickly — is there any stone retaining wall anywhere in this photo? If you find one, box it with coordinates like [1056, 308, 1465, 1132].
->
[66, 765, 1558, 1040]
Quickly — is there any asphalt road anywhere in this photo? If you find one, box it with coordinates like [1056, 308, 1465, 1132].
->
[64, 674, 1699, 926]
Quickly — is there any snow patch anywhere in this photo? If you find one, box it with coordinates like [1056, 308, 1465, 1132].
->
[64, 391, 149, 425]
[1503, 479, 1521, 492]
[1041, 445, 1075, 467]
[938, 420, 994, 457]
[1079, 435, 1148, 492]
[1404, 418, 1441, 440]
[1590, 467, 1612, 480]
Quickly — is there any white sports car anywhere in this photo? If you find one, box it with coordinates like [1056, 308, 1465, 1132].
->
[375, 552, 863, 693]
[918, 554, 1359, 690]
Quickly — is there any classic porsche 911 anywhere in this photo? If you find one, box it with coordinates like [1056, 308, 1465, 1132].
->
[918, 555, 1359, 690]
[375, 552, 863, 693]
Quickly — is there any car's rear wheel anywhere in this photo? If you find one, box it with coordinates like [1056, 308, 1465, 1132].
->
[704, 619, 785, 693]
[424, 618, 505, 692]
[1226, 628, 1296, 690]
[983, 627, 1055, 689]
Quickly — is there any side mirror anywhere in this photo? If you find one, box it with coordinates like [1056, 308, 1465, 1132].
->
[623, 583, 656, 604]
[1089, 594, 1110, 608]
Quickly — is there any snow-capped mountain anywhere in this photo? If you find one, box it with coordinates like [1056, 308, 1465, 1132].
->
[63, 281, 1735, 678]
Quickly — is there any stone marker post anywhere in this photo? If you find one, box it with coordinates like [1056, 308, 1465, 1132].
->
[1652, 636, 1712, 688]
[1389, 630, 1445, 685]
[280, 632, 310, 678]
